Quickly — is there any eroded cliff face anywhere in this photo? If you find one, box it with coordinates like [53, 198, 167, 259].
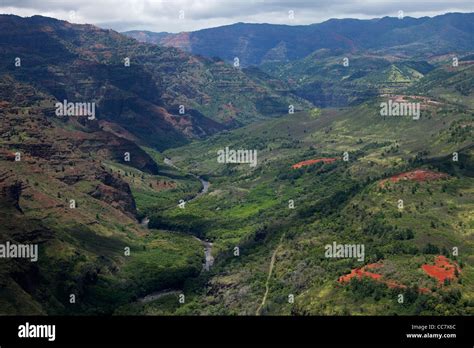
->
[0, 173, 23, 213]
[0, 77, 148, 314]
[90, 172, 137, 217]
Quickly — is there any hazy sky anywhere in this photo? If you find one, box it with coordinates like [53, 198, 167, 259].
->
[1, 0, 474, 33]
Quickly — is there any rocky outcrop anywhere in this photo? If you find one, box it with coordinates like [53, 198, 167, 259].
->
[90, 171, 137, 216]
[89, 183, 137, 217]
[0, 172, 23, 212]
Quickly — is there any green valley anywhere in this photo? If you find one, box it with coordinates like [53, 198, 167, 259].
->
[0, 12, 473, 319]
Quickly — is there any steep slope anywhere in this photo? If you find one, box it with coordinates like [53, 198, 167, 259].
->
[0, 75, 207, 314]
[124, 13, 474, 66]
[0, 15, 310, 151]
[0, 14, 308, 315]
[1, 12, 473, 317]
[407, 57, 474, 109]
[261, 51, 435, 106]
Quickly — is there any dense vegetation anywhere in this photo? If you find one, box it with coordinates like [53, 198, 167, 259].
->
[0, 13, 473, 316]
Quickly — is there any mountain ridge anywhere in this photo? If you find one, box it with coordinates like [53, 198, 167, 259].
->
[0, 14, 310, 151]
[123, 12, 474, 66]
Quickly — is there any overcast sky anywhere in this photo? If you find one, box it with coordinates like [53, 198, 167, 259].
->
[1, 0, 474, 33]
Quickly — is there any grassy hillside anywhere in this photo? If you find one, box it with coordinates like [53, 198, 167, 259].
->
[261, 51, 435, 107]
[408, 60, 474, 109]
[138, 97, 474, 315]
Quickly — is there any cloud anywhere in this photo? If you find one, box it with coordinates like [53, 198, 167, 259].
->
[1, 0, 474, 32]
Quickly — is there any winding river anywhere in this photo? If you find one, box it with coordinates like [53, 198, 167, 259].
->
[136, 157, 213, 304]
[163, 157, 210, 200]
[162, 157, 213, 270]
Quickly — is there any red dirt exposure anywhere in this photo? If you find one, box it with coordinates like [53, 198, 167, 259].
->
[379, 169, 448, 188]
[338, 263, 383, 283]
[338, 263, 423, 292]
[422, 255, 460, 284]
[292, 157, 338, 169]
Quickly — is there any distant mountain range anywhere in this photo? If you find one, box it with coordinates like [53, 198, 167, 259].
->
[0, 15, 309, 151]
[124, 13, 474, 66]
[1, 12, 473, 316]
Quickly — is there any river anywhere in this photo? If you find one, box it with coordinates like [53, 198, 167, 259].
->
[136, 157, 214, 303]
[162, 157, 213, 270]
[164, 157, 210, 200]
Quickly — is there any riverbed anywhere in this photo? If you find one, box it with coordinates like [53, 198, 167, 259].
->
[135, 157, 214, 303]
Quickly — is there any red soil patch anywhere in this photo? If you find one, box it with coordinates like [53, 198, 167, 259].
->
[379, 169, 448, 188]
[292, 157, 337, 169]
[422, 255, 460, 284]
[338, 263, 383, 283]
[379, 94, 444, 109]
[339, 262, 426, 292]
